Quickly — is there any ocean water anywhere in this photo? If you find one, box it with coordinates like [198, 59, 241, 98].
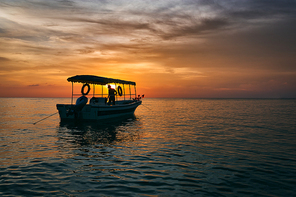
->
[0, 98, 295, 196]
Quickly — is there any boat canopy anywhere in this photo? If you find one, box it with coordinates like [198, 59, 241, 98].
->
[67, 75, 136, 85]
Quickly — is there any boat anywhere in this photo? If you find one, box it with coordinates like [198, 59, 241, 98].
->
[56, 75, 143, 121]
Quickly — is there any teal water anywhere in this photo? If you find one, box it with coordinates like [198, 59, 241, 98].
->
[0, 98, 296, 196]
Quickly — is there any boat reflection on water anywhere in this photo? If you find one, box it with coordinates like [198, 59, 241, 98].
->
[57, 114, 142, 147]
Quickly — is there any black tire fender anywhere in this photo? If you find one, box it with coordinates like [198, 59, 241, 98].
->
[81, 83, 90, 95]
[118, 86, 123, 96]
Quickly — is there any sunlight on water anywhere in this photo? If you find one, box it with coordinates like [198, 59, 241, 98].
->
[1, 98, 296, 196]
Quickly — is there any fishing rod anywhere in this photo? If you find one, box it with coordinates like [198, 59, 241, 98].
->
[33, 112, 58, 125]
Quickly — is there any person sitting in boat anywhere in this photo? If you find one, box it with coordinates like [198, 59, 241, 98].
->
[108, 85, 117, 105]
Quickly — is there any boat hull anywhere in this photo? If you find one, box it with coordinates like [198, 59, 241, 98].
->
[56, 100, 142, 121]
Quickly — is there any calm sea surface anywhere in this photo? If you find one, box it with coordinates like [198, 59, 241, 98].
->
[0, 98, 295, 196]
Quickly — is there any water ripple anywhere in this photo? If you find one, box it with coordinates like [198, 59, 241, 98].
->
[1, 98, 296, 196]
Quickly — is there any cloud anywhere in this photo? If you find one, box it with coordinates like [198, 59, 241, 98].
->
[0, 0, 295, 97]
[0, 56, 10, 62]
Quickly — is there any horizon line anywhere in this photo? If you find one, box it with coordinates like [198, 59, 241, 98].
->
[0, 97, 295, 99]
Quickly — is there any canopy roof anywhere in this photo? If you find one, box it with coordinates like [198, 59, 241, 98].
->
[67, 75, 136, 85]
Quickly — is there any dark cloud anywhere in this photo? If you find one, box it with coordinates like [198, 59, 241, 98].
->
[231, 0, 296, 18]
[76, 47, 95, 54]
[0, 56, 10, 62]
[2, 0, 295, 44]
[157, 17, 230, 40]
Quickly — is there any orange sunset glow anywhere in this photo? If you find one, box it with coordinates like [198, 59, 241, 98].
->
[0, 1, 295, 98]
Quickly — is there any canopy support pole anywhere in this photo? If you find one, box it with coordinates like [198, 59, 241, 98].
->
[115, 83, 117, 101]
[93, 84, 95, 97]
[123, 84, 125, 100]
[71, 82, 73, 105]
[101, 85, 103, 97]
[129, 85, 131, 100]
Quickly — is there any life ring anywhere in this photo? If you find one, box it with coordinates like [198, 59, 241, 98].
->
[81, 83, 90, 95]
[117, 86, 123, 96]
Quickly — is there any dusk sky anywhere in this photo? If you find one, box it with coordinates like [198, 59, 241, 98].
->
[0, 0, 295, 98]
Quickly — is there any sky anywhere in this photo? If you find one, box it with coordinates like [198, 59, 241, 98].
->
[0, 0, 296, 98]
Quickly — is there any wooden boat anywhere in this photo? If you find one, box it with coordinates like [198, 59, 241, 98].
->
[56, 75, 142, 121]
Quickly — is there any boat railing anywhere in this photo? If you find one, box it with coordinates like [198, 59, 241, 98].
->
[71, 93, 136, 100]
[71, 90, 137, 105]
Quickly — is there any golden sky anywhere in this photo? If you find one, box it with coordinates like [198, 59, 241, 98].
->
[0, 0, 295, 98]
